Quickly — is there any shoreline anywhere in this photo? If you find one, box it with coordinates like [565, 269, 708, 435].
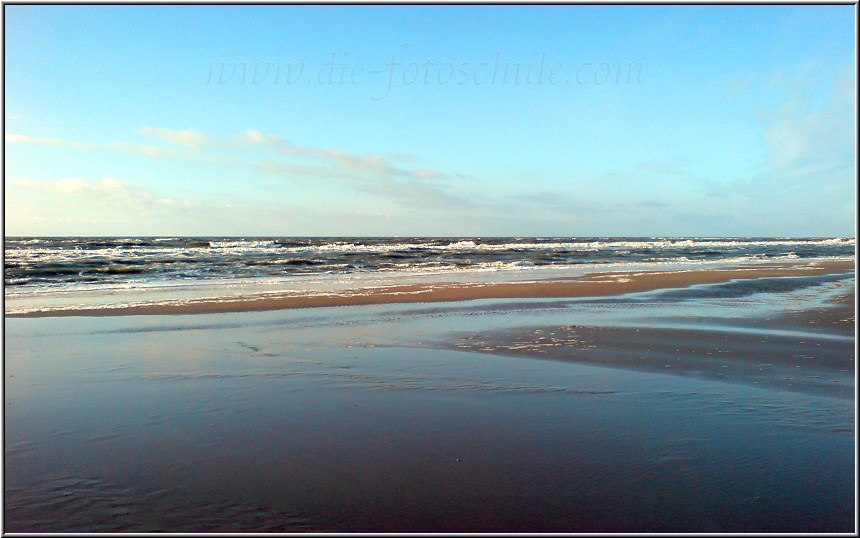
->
[6, 259, 854, 318]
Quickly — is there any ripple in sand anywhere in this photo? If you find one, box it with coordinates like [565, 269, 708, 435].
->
[87, 432, 123, 442]
[4, 474, 316, 532]
[5, 440, 41, 456]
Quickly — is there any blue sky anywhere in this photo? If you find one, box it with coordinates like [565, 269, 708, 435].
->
[4, 4, 856, 236]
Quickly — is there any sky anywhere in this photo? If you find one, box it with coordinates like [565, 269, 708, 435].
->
[3, 4, 856, 237]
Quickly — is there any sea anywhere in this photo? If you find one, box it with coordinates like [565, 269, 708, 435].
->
[3, 236, 856, 316]
[5, 236, 855, 290]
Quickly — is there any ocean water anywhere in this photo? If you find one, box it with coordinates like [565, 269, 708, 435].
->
[5, 236, 855, 293]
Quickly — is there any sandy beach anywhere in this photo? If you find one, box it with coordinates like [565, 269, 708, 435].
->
[4, 261, 856, 532]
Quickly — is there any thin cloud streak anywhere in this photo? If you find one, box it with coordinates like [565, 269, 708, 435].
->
[109, 142, 179, 159]
[241, 129, 473, 209]
[5, 133, 95, 151]
[240, 129, 465, 182]
[141, 127, 210, 148]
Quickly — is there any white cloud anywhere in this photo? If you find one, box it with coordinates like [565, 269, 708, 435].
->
[7, 126, 480, 232]
[6, 177, 246, 235]
[16, 178, 178, 216]
[6, 132, 183, 159]
[761, 67, 855, 171]
[141, 127, 209, 148]
[238, 128, 472, 208]
[110, 142, 178, 159]
[240, 128, 459, 182]
[242, 129, 268, 144]
[4, 133, 94, 151]
[385, 152, 417, 163]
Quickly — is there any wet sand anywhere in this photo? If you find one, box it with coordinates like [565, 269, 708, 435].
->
[436, 284, 855, 398]
[766, 287, 855, 333]
[4, 264, 856, 532]
[445, 320, 854, 399]
[7, 259, 853, 318]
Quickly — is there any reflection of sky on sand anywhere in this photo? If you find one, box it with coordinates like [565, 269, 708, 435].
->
[5, 336, 854, 531]
[5, 332, 855, 531]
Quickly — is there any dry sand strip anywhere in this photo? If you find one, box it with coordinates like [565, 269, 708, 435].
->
[7, 260, 854, 318]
